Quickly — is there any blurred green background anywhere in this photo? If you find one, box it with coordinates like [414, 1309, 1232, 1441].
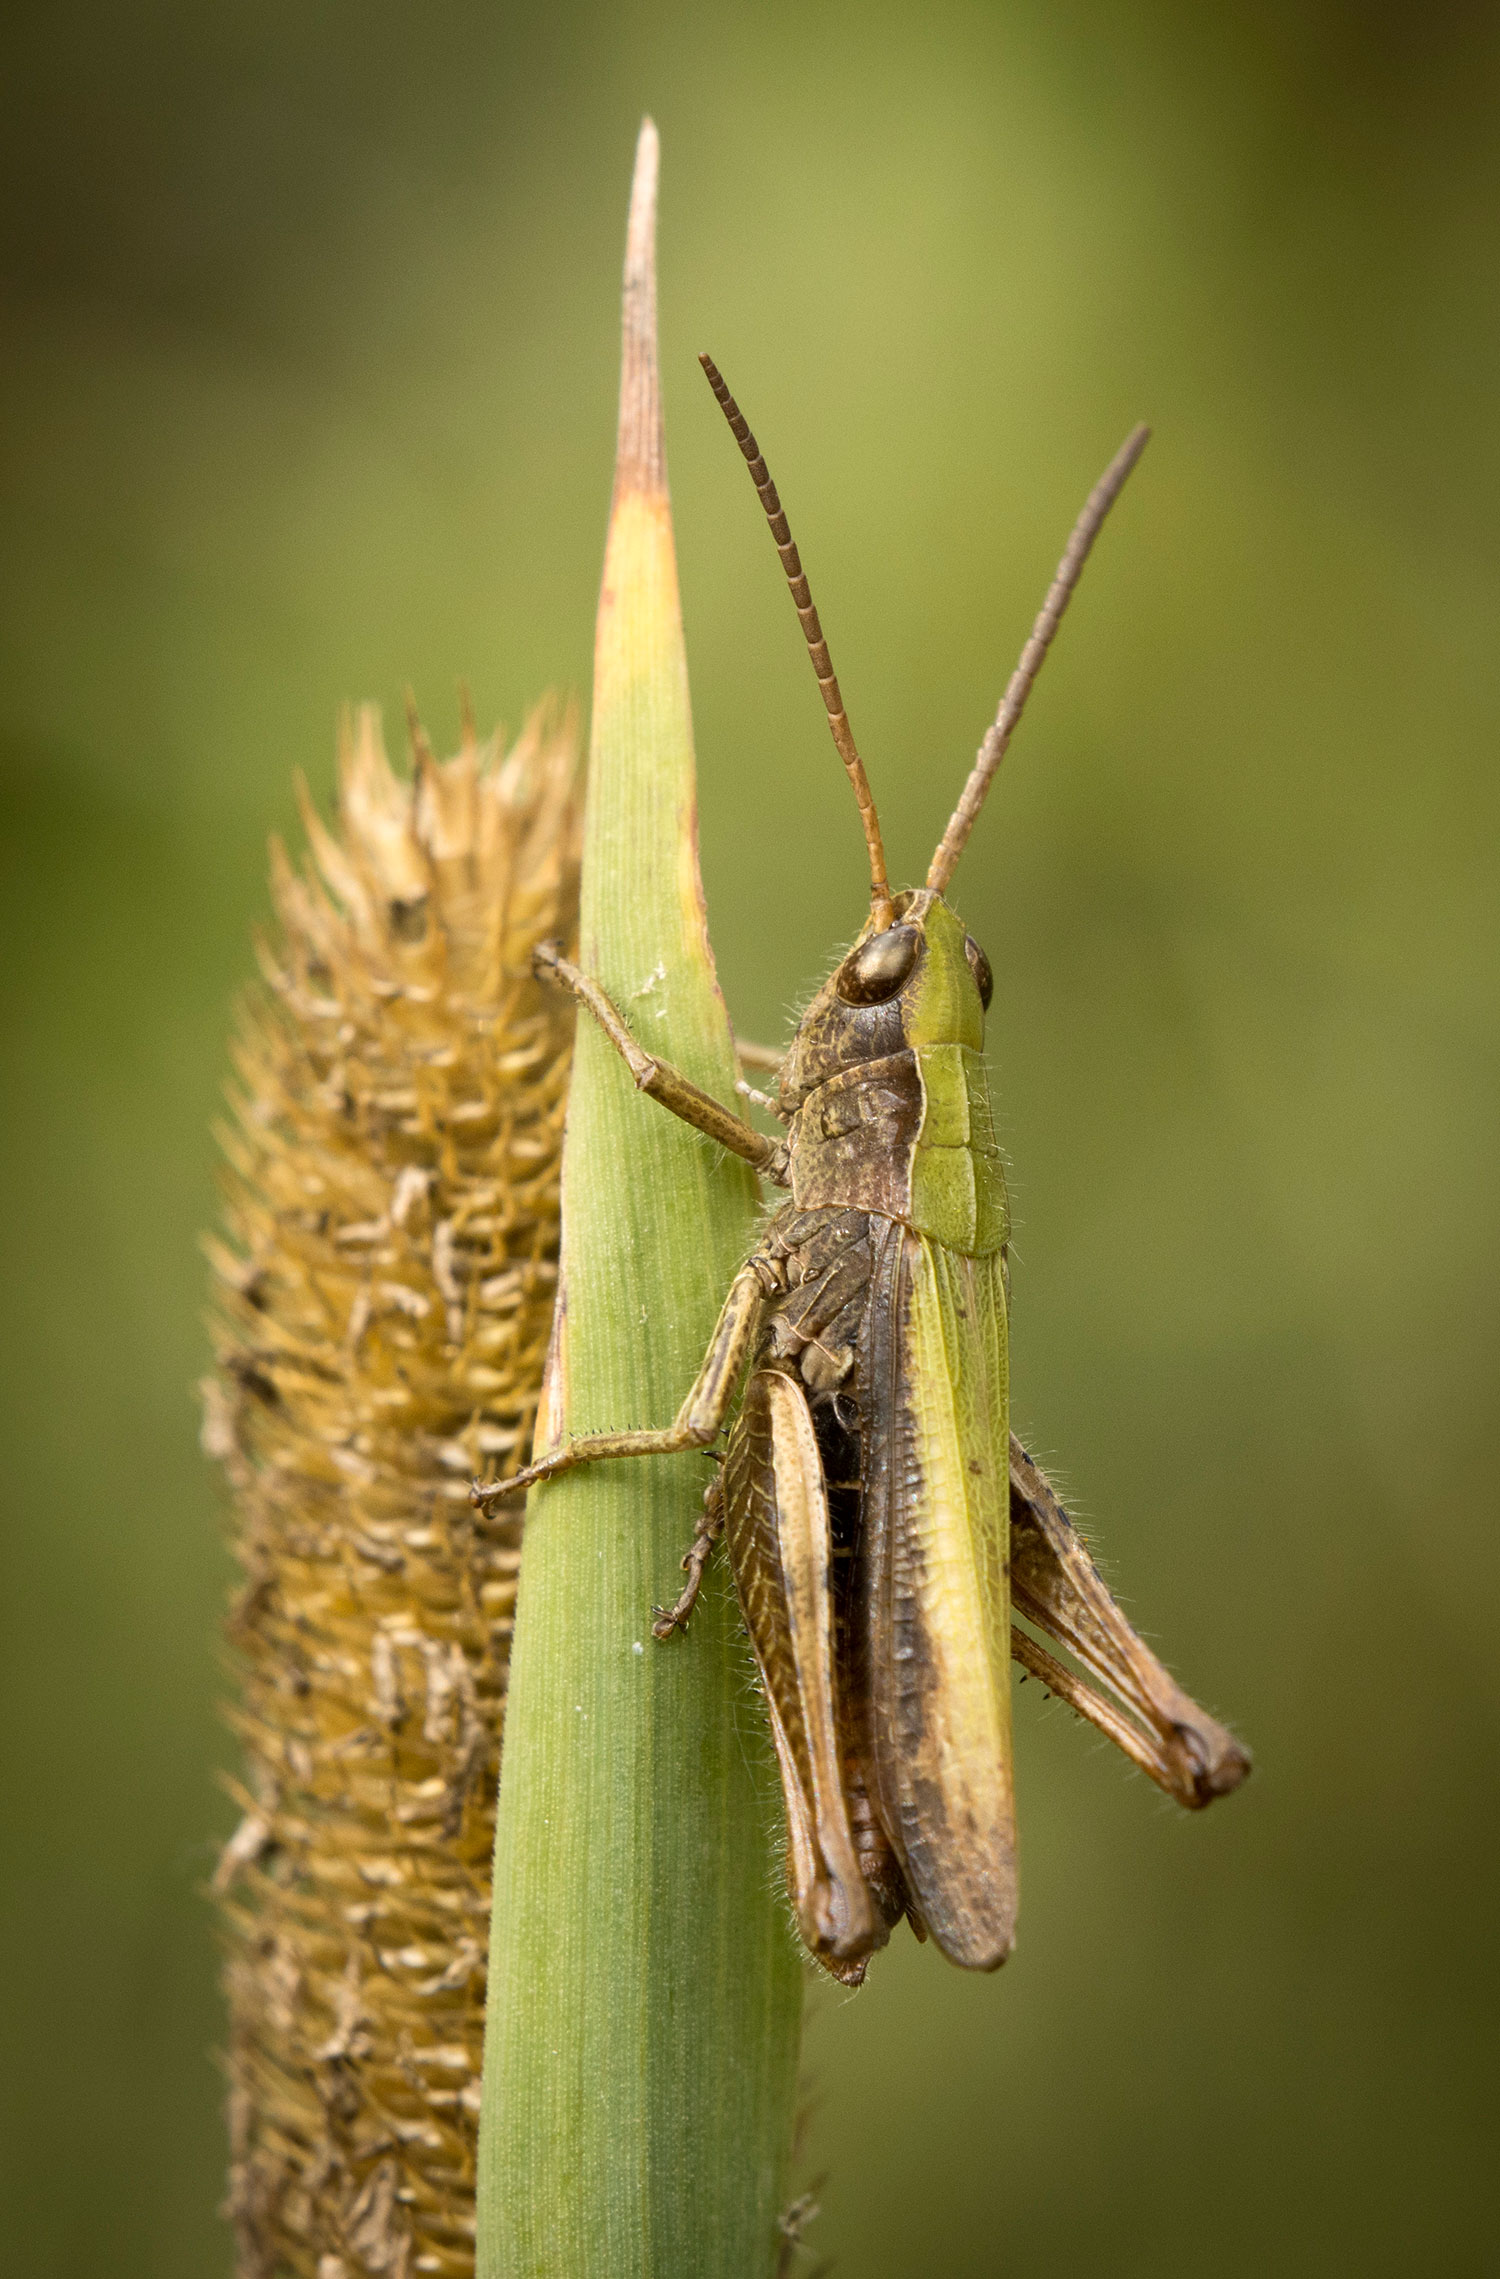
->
[3, 3, 1497, 2273]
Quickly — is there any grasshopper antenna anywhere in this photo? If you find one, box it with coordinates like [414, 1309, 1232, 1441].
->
[926, 423, 1151, 895]
[700, 353, 896, 931]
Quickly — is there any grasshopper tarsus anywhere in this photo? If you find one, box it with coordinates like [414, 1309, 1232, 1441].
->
[470, 1461, 542, 1509]
[653, 1475, 727, 1639]
[650, 1570, 705, 1640]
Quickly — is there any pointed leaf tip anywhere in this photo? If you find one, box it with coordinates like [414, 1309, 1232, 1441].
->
[614, 118, 665, 502]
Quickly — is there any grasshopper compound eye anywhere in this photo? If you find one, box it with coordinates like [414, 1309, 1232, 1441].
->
[965, 936, 993, 1011]
[837, 923, 920, 1005]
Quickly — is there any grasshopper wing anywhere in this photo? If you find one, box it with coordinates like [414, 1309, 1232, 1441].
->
[723, 1367, 884, 1978]
[859, 1225, 1017, 1969]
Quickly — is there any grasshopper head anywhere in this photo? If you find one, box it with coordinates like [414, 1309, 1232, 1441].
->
[779, 891, 993, 1109]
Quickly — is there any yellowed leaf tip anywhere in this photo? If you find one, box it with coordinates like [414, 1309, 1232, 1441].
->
[612, 117, 665, 504]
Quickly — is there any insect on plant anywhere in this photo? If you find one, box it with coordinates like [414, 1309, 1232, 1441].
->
[474, 356, 1249, 1983]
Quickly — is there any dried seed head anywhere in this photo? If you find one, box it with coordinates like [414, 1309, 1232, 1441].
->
[205, 696, 580, 2279]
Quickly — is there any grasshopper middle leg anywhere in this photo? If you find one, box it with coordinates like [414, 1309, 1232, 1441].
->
[471, 1264, 766, 1506]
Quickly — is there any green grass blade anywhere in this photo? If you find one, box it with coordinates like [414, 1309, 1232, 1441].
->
[477, 120, 803, 2279]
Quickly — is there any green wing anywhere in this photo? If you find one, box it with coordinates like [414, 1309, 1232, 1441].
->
[859, 1224, 1016, 1969]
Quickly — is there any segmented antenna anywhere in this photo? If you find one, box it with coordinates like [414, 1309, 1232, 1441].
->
[700, 354, 895, 931]
[926, 423, 1151, 895]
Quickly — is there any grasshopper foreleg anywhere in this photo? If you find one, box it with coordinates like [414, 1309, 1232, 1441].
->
[535, 942, 789, 1180]
[471, 1263, 766, 1506]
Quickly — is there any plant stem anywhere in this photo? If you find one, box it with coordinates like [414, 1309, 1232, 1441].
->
[476, 120, 803, 2279]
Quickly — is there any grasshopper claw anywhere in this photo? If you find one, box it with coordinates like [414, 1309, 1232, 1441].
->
[470, 1470, 527, 1510]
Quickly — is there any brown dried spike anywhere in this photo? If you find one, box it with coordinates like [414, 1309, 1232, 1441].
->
[205, 696, 580, 2279]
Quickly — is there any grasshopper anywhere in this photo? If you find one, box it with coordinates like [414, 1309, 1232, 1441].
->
[475, 358, 1248, 1982]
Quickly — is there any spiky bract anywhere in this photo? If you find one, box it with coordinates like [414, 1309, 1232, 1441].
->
[204, 699, 579, 2279]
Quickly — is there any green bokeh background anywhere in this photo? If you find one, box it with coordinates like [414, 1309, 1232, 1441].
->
[3, 4, 1496, 2273]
